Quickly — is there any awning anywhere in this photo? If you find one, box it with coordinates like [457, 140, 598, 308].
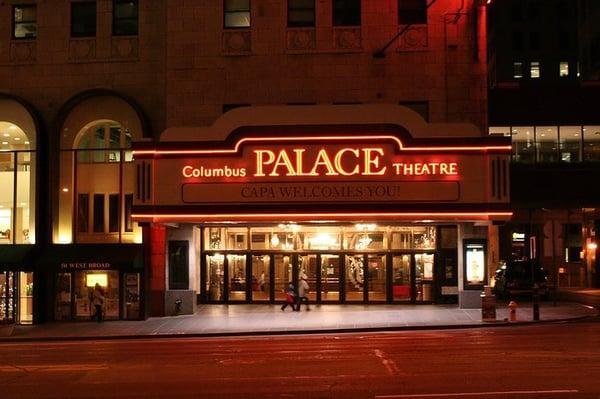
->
[0, 245, 36, 270]
[37, 244, 144, 271]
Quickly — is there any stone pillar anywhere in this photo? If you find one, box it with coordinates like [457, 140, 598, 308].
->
[144, 223, 166, 317]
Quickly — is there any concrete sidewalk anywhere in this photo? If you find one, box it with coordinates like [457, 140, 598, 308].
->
[2, 301, 597, 342]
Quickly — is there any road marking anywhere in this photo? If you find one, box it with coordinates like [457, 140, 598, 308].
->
[0, 363, 108, 373]
[373, 349, 400, 376]
[375, 389, 579, 398]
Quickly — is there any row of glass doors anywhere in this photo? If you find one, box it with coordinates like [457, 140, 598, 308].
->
[203, 252, 436, 304]
[0, 271, 33, 324]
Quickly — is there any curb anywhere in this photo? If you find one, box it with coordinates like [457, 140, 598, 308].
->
[1, 311, 597, 344]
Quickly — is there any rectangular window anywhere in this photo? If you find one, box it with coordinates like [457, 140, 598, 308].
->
[71, 2, 97, 38]
[513, 62, 523, 78]
[124, 193, 133, 232]
[108, 194, 119, 233]
[77, 194, 89, 233]
[560, 62, 569, 77]
[512, 31, 523, 52]
[288, 0, 315, 27]
[224, 0, 250, 28]
[113, 0, 138, 36]
[13, 5, 37, 39]
[93, 194, 104, 233]
[398, 0, 427, 25]
[564, 224, 582, 263]
[168, 241, 189, 290]
[529, 32, 540, 51]
[530, 61, 540, 78]
[333, 0, 361, 26]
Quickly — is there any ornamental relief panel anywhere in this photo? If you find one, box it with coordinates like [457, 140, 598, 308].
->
[111, 37, 139, 60]
[333, 27, 361, 51]
[9, 41, 36, 64]
[286, 29, 316, 52]
[397, 25, 428, 51]
[69, 38, 97, 62]
[222, 30, 252, 55]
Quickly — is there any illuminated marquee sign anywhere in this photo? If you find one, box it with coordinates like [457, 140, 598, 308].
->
[135, 134, 511, 207]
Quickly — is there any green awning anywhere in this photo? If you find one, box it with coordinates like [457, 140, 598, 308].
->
[0, 245, 36, 270]
[37, 244, 144, 270]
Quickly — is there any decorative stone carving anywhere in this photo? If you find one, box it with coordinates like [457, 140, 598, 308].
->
[9, 41, 36, 63]
[286, 29, 316, 52]
[111, 37, 139, 60]
[397, 25, 428, 51]
[69, 38, 96, 62]
[333, 27, 361, 51]
[222, 30, 251, 55]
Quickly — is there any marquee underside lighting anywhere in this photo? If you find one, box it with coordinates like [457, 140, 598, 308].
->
[132, 211, 513, 223]
[132, 135, 512, 156]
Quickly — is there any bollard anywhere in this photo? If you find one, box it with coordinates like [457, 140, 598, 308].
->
[508, 300, 518, 321]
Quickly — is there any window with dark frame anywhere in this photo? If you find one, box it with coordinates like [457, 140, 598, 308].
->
[13, 5, 37, 39]
[77, 194, 89, 233]
[109, 194, 119, 233]
[124, 193, 133, 232]
[333, 0, 361, 26]
[398, 0, 427, 25]
[168, 241, 189, 290]
[224, 0, 250, 28]
[93, 194, 105, 233]
[288, 0, 315, 27]
[71, 1, 97, 38]
[113, 0, 138, 36]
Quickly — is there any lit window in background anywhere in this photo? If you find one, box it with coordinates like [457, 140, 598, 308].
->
[513, 62, 523, 78]
[560, 62, 569, 77]
[530, 61, 540, 78]
[86, 273, 108, 287]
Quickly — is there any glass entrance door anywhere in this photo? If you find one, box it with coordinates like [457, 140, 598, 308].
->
[415, 253, 435, 302]
[298, 254, 317, 302]
[392, 254, 412, 301]
[227, 254, 247, 301]
[320, 254, 340, 302]
[251, 255, 270, 301]
[367, 255, 387, 302]
[274, 254, 293, 302]
[345, 255, 364, 302]
[206, 254, 224, 301]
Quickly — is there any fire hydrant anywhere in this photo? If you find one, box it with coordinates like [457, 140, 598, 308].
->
[508, 301, 518, 321]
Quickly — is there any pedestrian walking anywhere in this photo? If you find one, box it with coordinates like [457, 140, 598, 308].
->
[92, 283, 105, 322]
[281, 282, 297, 311]
[297, 274, 310, 311]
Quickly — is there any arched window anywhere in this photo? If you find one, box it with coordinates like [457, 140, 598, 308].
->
[0, 120, 36, 245]
[75, 121, 132, 163]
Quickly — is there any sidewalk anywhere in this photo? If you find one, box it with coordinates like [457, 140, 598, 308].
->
[3, 301, 597, 342]
[556, 288, 600, 306]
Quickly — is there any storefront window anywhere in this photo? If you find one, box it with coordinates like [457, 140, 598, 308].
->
[511, 126, 535, 163]
[344, 224, 386, 251]
[298, 227, 340, 250]
[0, 272, 15, 322]
[559, 126, 582, 162]
[55, 273, 72, 320]
[298, 254, 317, 301]
[0, 121, 35, 244]
[274, 254, 292, 301]
[74, 271, 119, 320]
[583, 126, 600, 162]
[536, 126, 559, 162]
[18, 272, 33, 323]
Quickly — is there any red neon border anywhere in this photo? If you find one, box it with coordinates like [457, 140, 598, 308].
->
[132, 135, 512, 156]
[132, 211, 513, 222]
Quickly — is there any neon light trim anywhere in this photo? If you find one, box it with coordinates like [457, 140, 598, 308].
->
[132, 211, 513, 221]
[132, 135, 512, 156]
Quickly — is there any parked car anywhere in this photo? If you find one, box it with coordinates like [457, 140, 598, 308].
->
[493, 260, 549, 299]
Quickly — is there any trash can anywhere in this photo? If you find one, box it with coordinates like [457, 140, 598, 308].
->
[481, 285, 496, 322]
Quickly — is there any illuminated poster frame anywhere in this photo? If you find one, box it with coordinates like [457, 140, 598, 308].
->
[463, 239, 487, 290]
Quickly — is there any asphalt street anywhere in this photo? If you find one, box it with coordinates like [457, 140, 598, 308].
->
[1, 320, 599, 399]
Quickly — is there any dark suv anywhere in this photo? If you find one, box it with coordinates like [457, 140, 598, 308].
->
[493, 260, 548, 299]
